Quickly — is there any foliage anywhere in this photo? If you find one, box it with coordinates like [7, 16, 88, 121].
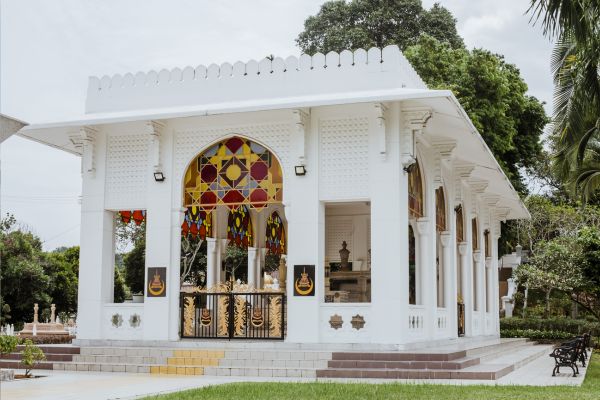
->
[223, 245, 248, 283]
[264, 253, 281, 274]
[180, 235, 207, 288]
[22, 335, 74, 345]
[500, 328, 575, 342]
[123, 239, 145, 294]
[114, 266, 129, 303]
[571, 226, 600, 321]
[404, 35, 548, 193]
[500, 317, 600, 337]
[140, 355, 600, 399]
[528, 1, 600, 202]
[20, 339, 46, 377]
[0, 303, 11, 325]
[296, 0, 463, 55]
[0, 214, 80, 326]
[515, 237, 584, 317]
[0, 335, 18, 355]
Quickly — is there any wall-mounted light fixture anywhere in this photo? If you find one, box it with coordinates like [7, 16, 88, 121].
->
[154, 171, 166, 182]
[294, 165, 306, 176]
[454, 204, 462, 213]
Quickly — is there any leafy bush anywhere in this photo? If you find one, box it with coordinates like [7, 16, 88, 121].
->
[500, 329, 574, 342]
[0, 335, 19, 355]
[500, 317, 600, 336]
[18, 334, 74, 345]
[20, 339, 46, 377]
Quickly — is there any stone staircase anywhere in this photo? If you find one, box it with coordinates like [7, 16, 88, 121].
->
[316, 338, 553, 380]
[0, 345, 79, 370]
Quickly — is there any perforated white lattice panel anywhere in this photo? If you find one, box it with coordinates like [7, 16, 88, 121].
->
[172, 122, 292, 204]
[326, 217, 354, 263]
[319, 117, 369, 199]
[105, 134, 149, 209]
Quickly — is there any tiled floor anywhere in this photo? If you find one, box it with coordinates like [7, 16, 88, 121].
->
[0, 351, 590, 400]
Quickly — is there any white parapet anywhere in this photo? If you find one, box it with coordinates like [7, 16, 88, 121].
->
[85, 45, 426, 114]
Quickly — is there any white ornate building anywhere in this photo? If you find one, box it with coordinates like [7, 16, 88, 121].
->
[21, 45, 527, 346]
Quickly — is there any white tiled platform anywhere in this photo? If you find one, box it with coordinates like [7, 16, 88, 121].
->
[1, 351, 591, 400]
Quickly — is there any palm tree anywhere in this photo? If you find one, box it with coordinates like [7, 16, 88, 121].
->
[528, 0, 600, 202]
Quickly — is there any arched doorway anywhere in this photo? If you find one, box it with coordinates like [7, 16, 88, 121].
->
[180, 136, 286, 340]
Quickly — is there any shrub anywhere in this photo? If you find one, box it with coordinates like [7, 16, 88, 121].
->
[18, 335, 74, 345]
[0, 335, 19, 355]
[20, 339, 46, 377]
[500, 328, 574, 343]
[500, 317, 600, 336]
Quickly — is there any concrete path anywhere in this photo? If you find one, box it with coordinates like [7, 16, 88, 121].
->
[0, 352, 590, 400]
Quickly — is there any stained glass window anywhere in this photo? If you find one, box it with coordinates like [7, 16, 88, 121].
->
[408, 161, 424, 218]
[408, 224, 416, 305]
[118, 210, 146, 226]
[484, 229, 491, 258]
[181, 206, 212, 240]
[265, 211, 286, 255]
[227, 205, 253, 247]
[456, 205, 464, 242]
[472, 218, 479, 250]
[435, 187, 446, 232]
[183, 136, 283, 211]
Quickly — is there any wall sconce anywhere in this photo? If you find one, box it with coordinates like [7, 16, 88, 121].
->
[295, 165, 306, 176]
[154, 171, 166, 182]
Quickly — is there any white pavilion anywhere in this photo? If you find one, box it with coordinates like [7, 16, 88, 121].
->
[20, 45, 527, 346]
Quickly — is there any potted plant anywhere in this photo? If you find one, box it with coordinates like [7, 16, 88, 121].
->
[132, 292, 144, 303]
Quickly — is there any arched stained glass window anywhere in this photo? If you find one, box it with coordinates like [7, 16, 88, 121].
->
[456, 205, 464, 242]
[408, 161, 424, 218]
[183, 136, 283, 211]
[227, 205, 253, 247]
[181, 206, 212, 240]
[484, 229, 491, 258]
[435, 187, 446, 232]
[118, 210, 146, 226]
[472, 218, 479, 250]
[265, 211, 286, 255]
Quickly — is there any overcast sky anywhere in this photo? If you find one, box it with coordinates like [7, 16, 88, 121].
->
[0, 0, 553, 250]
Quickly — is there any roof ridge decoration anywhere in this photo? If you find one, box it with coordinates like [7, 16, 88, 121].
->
[85, 45, 427, 114]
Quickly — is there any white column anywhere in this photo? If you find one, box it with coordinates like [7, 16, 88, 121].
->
[492, 234, 501, 335]
[247, 247, 258, 287]
[485, 257, 493, 334]
[416, 217, 435, 338]
[457, 242, 472, 336]
[472, 250, 484, 335]
[206, 238, 218, 288]
[440, 231, 456, 336]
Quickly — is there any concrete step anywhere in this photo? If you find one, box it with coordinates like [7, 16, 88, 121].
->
[71, 354, 167, 365]
[202, 365, 317, 378]
[0, 360, 55, 370]
[53, 361, 154, 374]
[219, 357, 328, 369]
[2, 352, 74, 362]
[15, 345, 80, 355]
[327, 357, 480, 370]
[222, 349, 332, 361]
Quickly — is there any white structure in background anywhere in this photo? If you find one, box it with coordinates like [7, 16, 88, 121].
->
[21, 46, 528, 346]
[499, 245, 526, 318]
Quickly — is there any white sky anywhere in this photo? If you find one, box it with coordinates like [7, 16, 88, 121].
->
[0, 0, 553, 250]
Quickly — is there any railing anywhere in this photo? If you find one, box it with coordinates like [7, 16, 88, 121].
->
[180, 292, 285, 340]
[435, 307, 449, 336]
[408, 305, 425, 334]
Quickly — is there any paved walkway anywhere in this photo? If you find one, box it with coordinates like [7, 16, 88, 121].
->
[1, 352, 590, 400]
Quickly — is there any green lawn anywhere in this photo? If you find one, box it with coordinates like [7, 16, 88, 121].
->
[143, 353, 599, 400]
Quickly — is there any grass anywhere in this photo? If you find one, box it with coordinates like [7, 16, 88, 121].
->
[142, 353, 599, 400]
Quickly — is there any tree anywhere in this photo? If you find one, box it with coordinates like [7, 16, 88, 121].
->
[571, 226, 600, 320]
[123, 240, 145, 294]
[113, 267, 128, 303]
[296, 0, 463, 55]
[180, 235, 207, 288]
[515, 238, 584, 318]
[20, 339, 46, 377]
[44, 250, 78, 315]
[223, 245, 248, 283]
[528, 1, 600, 202]
[403, 35, 548, 193]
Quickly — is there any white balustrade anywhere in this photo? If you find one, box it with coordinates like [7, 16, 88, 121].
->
[408, 305, 426, 336]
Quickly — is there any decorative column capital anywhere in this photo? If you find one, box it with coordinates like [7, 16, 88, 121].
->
[457, 242, 469, 255]
[401, 108, 432, 168]
[416, 217, 430, 235]
[145, 120, 165, 171]
[439, 231, 452, 247]
[472, 250, 482, 263]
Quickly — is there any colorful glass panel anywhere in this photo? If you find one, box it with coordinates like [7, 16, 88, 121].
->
[472, 218, 479, 250]
[181, 206, 212, 240]
[435, 187, 446, 232]
[456, 205, 464, 242]
[118, 210, 146, 226]
[265, 211, 286, 255]
[484, 229, 491, 258]
[227, 205, 253, 247]
[408, 161, 424, 218]
[183, 137, 283, 211]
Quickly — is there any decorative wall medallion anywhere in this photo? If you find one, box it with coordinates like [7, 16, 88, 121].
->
[329, 314, 343, 330]
[251, 307, 264, 327]
[200, 308, 212, 327]
[293, 265, 315, 296]
[351, 314, 365, 330]
[147, 267, 167, 297]
[111, 313, 123, 328]
[129, 314, 141, 328]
